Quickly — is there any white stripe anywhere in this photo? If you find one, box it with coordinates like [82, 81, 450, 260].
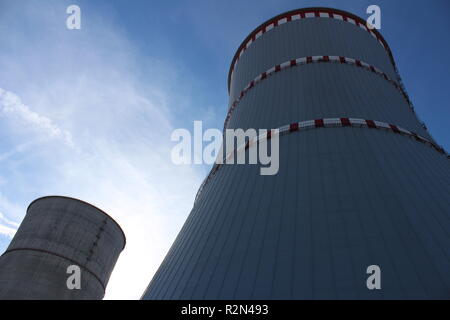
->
[305, 12, 315, 18]
[245, 39, 252, 49]
[319, 12, 329, 18]
[267, 66, 275, 74]
[255, 30, 263, 39]
[266, 23, 274, 31]
[329, 55, 340, 61]
[300, 120, 315, 128]
[345, 57, 356, 64]
[278, 124, 290, 133]
[278, 17, 287, 25]
[399, 128, 411, 135]
[296, 57, 307, 64]
[324, 118, 341, 126]
[280, 61, 291, 69]
[349, 118, 366, 126]
[333, 14, 343, 20]
[347, 18, 356, 25]
[375, 121, 390, 129]
[292, 14, 301, 20]
[312, 55, 322, 62]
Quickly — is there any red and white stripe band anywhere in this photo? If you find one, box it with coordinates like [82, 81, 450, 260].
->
[225, 55, 412, 131]
[228, 8, 394, 91]
[195, 117, 448, 203]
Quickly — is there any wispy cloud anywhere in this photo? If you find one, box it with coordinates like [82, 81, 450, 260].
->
[0, 211, 19, 228]
[0, 88, 73, 146]
[0, 224, 16, 239]
[0, 211, 18, 238]
[0, 0, 205, 299]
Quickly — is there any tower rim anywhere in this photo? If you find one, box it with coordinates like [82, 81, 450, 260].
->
[227, 7, 396, 94]
[27, 195, 126, 250]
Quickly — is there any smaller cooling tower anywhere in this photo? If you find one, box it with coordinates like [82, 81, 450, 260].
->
[0, 196, 125, 300]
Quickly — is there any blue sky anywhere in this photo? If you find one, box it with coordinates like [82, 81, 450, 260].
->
[0, 0, 448, 299]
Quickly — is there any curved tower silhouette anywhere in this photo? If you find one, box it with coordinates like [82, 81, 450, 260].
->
[0, 196, 125, 299]
[143, 8, 450, 299]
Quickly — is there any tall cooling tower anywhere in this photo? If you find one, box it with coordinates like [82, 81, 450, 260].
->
[143, 8, 450, 299]
[0, 196, 125, 299]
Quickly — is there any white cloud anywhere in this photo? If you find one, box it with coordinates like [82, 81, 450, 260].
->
[0, 211, 18, 239]
[0, 88, 73, 146]
[0, 0, 206, 299]
[0, 211, 20, 228]
[0, 224, 16, 239]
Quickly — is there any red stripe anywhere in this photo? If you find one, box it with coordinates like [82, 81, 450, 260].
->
[339, 56, 346, 63]
[290, 59, 297, 67]
[261, 72, 267, 79]
[275, 65, 281, 72]
[370, 65, 375, 72]
[355, 59, 362, 67]
[315, 119, 324, 127]
[314, 11, 320, 17]
[366, 120, 376, 128]
[389, 124, 400, 133]
[300, 12, 305, 18]
[267, 131, 272, 139]
[249, 81, 254, 88]
[340, 117, 351, 126]
[289, 123, 299, 132]
[343, 15, 348, 21]
[306, 56, 313, 63]
[286, 15, 292, 22]
[321, 55, 330, 62]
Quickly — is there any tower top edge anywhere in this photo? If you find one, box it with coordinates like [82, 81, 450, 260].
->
[27, 195, 126, 250]
[227, 7, 395, 93]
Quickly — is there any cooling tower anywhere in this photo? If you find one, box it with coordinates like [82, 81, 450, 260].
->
[0, 196, 125, 300]
[143, 7, 450, 299]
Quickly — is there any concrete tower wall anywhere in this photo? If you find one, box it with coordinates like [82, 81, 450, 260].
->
[143, 8, 450, 299]
[0, 196, 125, 300]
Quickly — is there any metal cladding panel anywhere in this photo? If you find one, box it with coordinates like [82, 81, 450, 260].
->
[227, 63, 430, 139]
[143, 8, 450, 300]
[0, 197, 125, 299]
[144, 129, 450, 299]
[229, 17, 397, 104]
